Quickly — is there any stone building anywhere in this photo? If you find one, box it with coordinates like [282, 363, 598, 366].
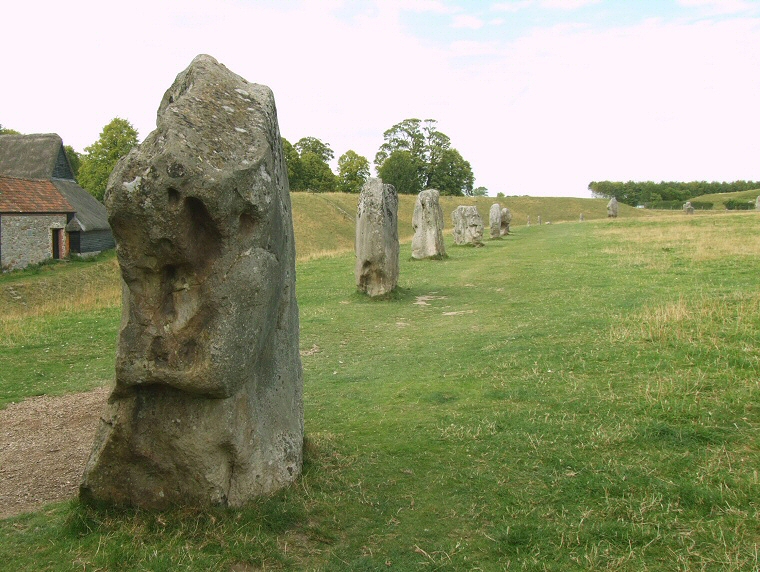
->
[0, 177, 71, 269]
[0, 133, 114, 271]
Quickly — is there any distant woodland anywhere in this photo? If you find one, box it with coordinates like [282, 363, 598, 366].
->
[589, 180, 760, 208]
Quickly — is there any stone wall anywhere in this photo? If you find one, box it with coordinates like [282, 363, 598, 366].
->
[0, 214, 67, 271]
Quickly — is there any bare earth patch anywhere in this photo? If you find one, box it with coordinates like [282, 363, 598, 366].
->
[0, 387, 109, 519]
[413, 294, 447, 306]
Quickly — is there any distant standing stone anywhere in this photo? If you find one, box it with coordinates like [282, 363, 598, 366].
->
[356, 178, 399, 296]
[489, 203, 502, 239]
[683, 201, 695, 215]
[452, 205, 484, 246]
[579, 213, 585, 222]
[412, 189, 446, 259]
[79, 54, 303, 509]
[756, 195, 760, 210]
[607, 197, 619, 218]
[527, 215, 531, 227]
[500, 207, 511, 235]
[537, 215, 542, 225]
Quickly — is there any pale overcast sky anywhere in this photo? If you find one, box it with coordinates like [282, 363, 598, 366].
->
[2, 0, 759, 197]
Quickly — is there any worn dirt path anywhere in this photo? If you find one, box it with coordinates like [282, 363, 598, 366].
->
[0, 387, 109, 520]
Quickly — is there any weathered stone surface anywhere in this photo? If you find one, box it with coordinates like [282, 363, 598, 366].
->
[607, 197, 619, 218]
[489, 203, 502, 239]
[452, 205, 484, 246]
[527, 215, 531, 227]
[537, 215, 542, 225]
[356, 178, 399, 295]
[80, 55, 303, 509]
[683, 201, 695, 214]
[756, 195, 760, 210]
[500, 207, 511, 236]
[579, 213, 584, 222]
[412, 189, 446, 259]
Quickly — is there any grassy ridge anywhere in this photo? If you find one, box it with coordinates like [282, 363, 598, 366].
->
[0, 205, 758, 570]
[691, 189, 760, 209]
[290, 192, 651, 260]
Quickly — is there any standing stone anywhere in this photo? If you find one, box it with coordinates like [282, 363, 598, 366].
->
[79, 55, 303, 509]
[579, 213, 584, 222]
[683, 201, 695, 214]
[356, 178, 399, 296]
[500, 207, 511, 235]
[607, 197, 619, 218]
[537, 215, 542, 225]
[755, 195, 760, 210]
[452, 205, 484, 246]
[489, 203, 502, 239]
[527, 215, 531, 227]
[412, 188, 446, 259]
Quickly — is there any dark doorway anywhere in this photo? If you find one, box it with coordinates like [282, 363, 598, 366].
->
[51, 228, 62, 260]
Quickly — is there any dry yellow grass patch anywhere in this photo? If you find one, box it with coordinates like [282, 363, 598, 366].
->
[296, 247, 355, 263]
[597, 212, 760, 266]
[609, 292, 760, 349]
[0, 257, 121, 343]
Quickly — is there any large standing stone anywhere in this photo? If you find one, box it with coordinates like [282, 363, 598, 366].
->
[607, 197, 619, 218]
[683, 201, 695, 214]
[80, 55, 303, 509]
[500, 207, 511, 235]
[755, 195, 760, 210]
[412, 188, 446, 259]
[489, 203, 502, 239]
[452, 205, 484, 246]
[356, 178, 399, 296]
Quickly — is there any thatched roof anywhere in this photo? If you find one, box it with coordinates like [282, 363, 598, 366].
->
[0, 133, 111, 231]
[0, 133, 75, 180]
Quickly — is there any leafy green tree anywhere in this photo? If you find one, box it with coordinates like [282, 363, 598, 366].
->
[377, 150, 423, 195]
[64, 145, 81, 179]
[375, 118, 426, 168]
[337, 150, 370, 193]
[283, 136, 336, 192]
[78, 118, 138, 201]
[429, 148, 474, 196]
[0, 124, 21, 135]
[299, 152, 336, 193]
[282, 137, 304, 190]
[375, 118, 474, 196]
[294, 137, 334, 163]
[472, 186, 488, 197]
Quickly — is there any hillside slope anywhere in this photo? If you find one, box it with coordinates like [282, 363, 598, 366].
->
[691, 188, 760, 208]
[291, 192, 650, 260]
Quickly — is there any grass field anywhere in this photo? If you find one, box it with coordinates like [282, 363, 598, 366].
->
[0, 206, 758, 570]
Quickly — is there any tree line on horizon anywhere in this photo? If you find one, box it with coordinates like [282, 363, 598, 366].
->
[589, 180, 760, 207]
[284, 118, 480, 196]
[4, 117, 485, 201]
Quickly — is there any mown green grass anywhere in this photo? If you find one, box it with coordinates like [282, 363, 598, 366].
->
[0, 252, 120, 406]
[1, 212, 758, 570]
